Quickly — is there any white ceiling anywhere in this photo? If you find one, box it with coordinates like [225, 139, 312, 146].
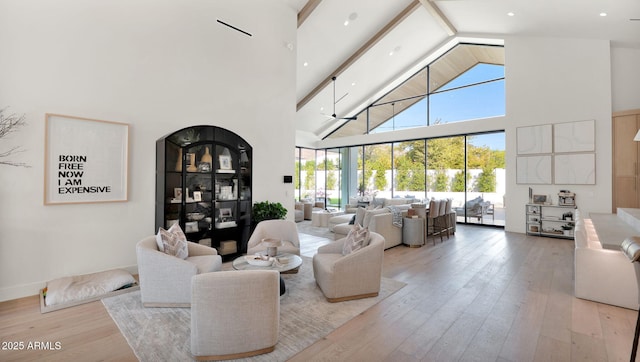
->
[292, 0, 640, 140]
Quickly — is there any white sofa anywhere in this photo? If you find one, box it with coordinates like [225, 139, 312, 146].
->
[574, 210, 639, 310]
[333, 204, 410, 250]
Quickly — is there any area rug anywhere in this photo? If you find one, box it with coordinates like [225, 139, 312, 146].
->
[103, 257, 405, 361]
[296, 220, 335, 239]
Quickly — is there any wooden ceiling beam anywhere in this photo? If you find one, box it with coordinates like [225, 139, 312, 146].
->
[296, 0, 422, 112]
[420, 0, 457, 36]
[298, 0, 323, 28]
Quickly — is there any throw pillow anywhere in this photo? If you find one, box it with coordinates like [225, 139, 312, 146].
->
[156, 223, 189, 259]
[342, 223, 371, 255]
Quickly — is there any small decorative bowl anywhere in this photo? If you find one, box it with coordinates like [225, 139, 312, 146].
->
[187, 213, 205, 221]
[245, 255, 273, 267]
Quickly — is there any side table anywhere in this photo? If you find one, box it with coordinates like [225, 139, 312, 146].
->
[403, 217, 425, 247]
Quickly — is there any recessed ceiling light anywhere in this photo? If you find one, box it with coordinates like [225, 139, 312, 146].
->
[303, 62, 308, 67]
[389, 45, 402, 56]
[344, 12, 358, 26]
[320, 107, 324, 112]
[507, 12, 515, 17]
[600, 12, 607, 17]
[351, 82, 356, 86]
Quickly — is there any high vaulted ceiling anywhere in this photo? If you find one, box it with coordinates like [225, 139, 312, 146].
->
[291, 0, 640, 141]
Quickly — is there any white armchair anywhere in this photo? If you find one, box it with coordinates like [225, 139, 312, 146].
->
[312, 231, 385, 302]
[191, 270, 280, 360]
[247, 220, 301, 256]
[136, 236, 222, 307]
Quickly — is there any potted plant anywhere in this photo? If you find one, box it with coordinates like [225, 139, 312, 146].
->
[561, 224, 573, 236]
[252, 201, 287, 225]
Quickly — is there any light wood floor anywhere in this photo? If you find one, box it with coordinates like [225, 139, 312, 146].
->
[1, 224, 638, 361]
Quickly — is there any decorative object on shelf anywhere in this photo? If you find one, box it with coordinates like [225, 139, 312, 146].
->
[187, 212, 205, 221]
[178, 128, 199, 145]
[219, 147, 232, 170]
[175, 148, 183, 171]
[198, 147, 212, 172]
[166, 219, 179, 228]
[239, 147, 249, 168]
[193, 191, 202, 202]
[197, 162, 210, 172]
[218, 208, 233, 221]
[252, 201, 287, 225]
[561, 223, 574, 236]
[233, 179, 238, 199]
[185, 221, 199, 233]
[174, 188, 183, 199]
[219, 155, 231, 170]
[219, 185, 233, 200]
[186, 153, 198, 172]
[558, 190, 576, 206]
[533, 194, 547, 204]
[201, 146, 212, 164]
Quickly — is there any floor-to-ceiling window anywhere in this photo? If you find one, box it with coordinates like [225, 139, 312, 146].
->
[427, 135, 465, 203]
[297, 131, 505, 226]
[462, 133, 505, 226]
[362, 144, 392, 199]
[294, 148, 301, 201]
[393, 140, 426, 200]
[325, 148, 341, 208]
[299, 148, 315, 201]
[315, 150, 326, 207]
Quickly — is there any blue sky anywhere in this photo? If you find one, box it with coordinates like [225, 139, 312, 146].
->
[372, 64, 506, 150]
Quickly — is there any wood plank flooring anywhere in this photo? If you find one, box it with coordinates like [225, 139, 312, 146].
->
[1, 224, 638, 361]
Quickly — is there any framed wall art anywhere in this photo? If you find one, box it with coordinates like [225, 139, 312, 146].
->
[554, 153, 596, 185]
[44, 113, 129, 205]
[516, 155, 552, 184]
[516, 124, 553, 155]
[553, 120, 595, 153]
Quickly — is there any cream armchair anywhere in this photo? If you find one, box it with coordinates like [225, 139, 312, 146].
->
[312, 231, 385, 302]
[247, 220, 301, 256]
[191, 270, 280, 360]
[136, 236, 222, 307]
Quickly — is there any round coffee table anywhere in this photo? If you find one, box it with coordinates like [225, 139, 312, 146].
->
[232, 253, 302, 295]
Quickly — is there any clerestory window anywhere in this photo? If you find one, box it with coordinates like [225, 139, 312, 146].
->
[327, 43, 505, 138]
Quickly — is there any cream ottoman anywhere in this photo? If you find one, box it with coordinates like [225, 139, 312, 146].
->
[328, 213, 355, 231]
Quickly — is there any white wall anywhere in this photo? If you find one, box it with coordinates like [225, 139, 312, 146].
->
[611, 46, 640, 112]
[317, 36, 614, 234]
[0, 0, 297, 301]
[504, 37, 612, 233]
